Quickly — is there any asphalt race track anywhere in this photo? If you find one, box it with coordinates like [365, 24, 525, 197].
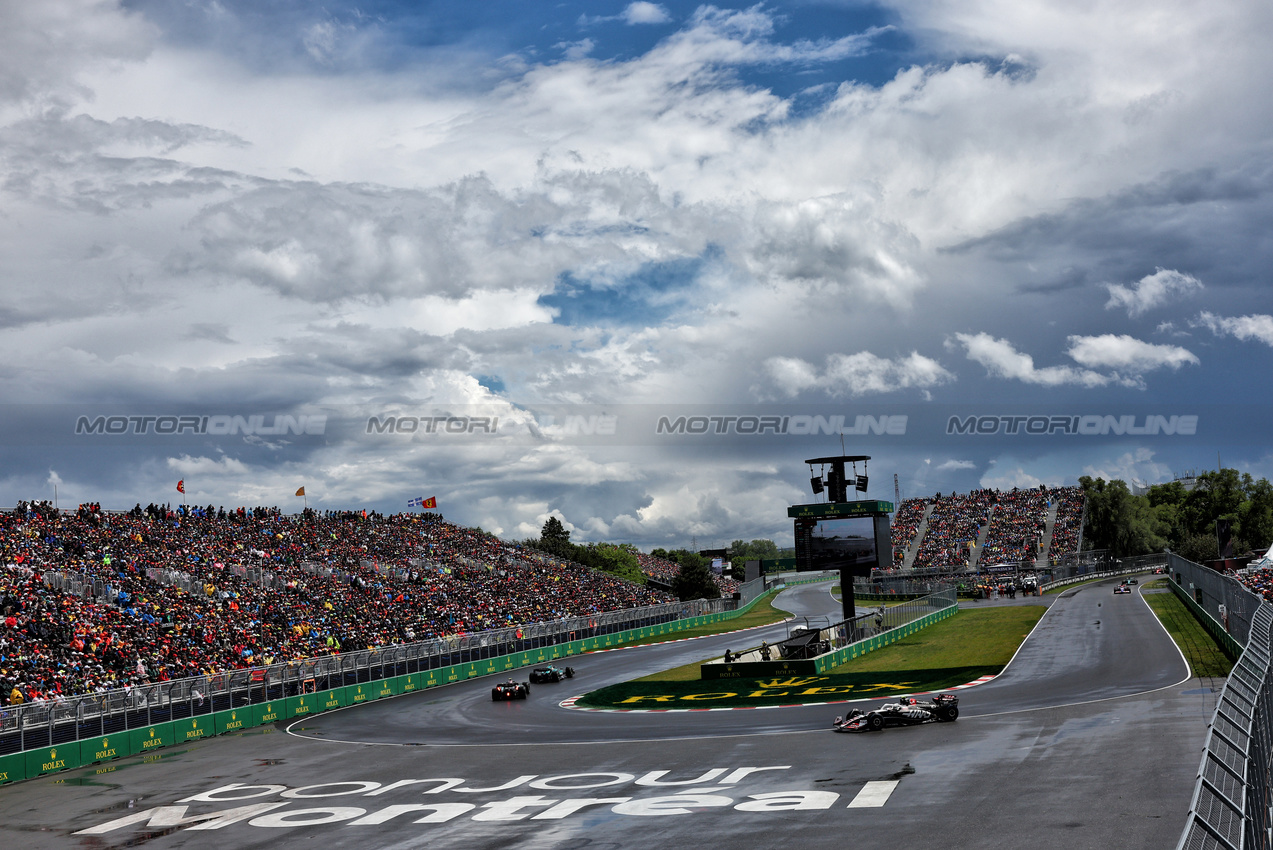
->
[0, 579, 1220, 849]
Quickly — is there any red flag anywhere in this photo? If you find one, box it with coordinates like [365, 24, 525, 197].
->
[422, 496, 437, 509]
[176, 480, 185, 494]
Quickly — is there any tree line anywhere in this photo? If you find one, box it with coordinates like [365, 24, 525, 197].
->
[1080, 468, 1273, 562]
[525, 518, 786, 602]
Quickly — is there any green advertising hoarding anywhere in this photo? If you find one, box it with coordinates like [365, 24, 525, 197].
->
[80, 733, 131, 766]
[0, 752, 26, 784]
[24, 744, 77, 779]
[130, 723, 174, 755]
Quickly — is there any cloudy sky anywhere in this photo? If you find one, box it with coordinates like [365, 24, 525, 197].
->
[2, 0, 1270, 549]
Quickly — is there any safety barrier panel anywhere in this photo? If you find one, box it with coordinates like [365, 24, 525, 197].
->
[1175, 556, 1272, 849]
[814, 589, 958, 673]
[0, 577, 787, 784]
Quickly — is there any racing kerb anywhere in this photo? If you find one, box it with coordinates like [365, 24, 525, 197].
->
[0, 576, 782, 785]
[1175, 556, 1273, 850]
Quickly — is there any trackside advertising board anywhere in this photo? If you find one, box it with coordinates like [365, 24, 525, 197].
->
[0, 586, 792, 785]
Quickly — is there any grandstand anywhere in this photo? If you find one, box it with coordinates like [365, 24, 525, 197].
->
[0, 485, 1086, 708]
[889, 485, 1085, 575]
[635, 551, 740, 596]
[0, 502, 671, 706]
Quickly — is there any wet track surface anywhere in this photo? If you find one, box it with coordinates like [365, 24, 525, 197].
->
[0, 579, 1219, 849]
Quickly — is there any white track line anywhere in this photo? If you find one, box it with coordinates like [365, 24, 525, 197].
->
[847, 781, 899, 808]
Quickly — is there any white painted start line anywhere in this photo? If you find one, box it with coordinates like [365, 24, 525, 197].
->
[847, 780, 899, 808]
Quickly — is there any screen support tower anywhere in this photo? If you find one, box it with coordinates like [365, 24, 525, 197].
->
[805, 454, 871, 622]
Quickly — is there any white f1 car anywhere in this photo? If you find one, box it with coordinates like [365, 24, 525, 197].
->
[833, 694, 959, 732]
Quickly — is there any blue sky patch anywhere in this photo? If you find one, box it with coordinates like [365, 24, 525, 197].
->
[539, 251, 714, 326]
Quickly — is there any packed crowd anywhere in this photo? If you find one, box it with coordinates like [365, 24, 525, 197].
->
[884, 486, 1086, 573]
[1047, 487, 1085, 559]
[888, 498, 932, 567]
[1237, 568, 1273, 601]
[634, 552, 740, 595]
[977, 489, 1049, 566]
[911, 490, 996, 571]
[1, 503, 673, 705]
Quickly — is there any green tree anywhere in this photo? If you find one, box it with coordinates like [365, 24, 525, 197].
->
[1176, 532, 1219, 564]
[1179, 469, 1245, 543]
[585, 543, 645, 584]
[1239, 476, 1273, 552]
[671, 551, 720, 601]
[728, 539, 780, 561]
[1078, 476, 1165, 558]
[538, 516, 572, 557]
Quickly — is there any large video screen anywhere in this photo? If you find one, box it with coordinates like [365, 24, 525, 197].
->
[807, 517, 876, 570]
[794, 512, 891, 575]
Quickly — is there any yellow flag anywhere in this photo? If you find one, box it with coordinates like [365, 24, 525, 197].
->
[295, 486, 306, 496]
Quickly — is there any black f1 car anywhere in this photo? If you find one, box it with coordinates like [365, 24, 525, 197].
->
[492, 679, 530, 700]
[832, 694, 959, 732]
[528, 665, 575, 683]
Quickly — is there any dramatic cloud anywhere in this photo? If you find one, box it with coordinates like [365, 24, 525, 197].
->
[1065, 334, 1199, 372]
[1081, 448, 1174, 487]
[1105, 268, 1203, 317]
[0, 0, 1269, 544]
[1195, 312, 1273, 346]
[950, 333, 1113, 388]
[762, 351, 953, 397]
[935, 459, 976, 472]
[623, 3, 672, 25]
[950, 332, 1197, 389]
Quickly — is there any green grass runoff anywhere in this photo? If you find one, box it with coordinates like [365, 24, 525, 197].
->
[575, 606, 1046, 709]
[824, 606, 1044, 673]
[635, 606, 1043, 683]
[1141, 580, 1234, 679]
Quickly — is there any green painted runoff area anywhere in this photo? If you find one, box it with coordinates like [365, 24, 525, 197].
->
[576, 606, 1041, 709]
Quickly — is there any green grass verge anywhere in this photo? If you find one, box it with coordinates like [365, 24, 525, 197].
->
[587, 594, 793, 652]
[1141, 580, 1234, 679]
[824, 607, 1044, 673]
[576, 606, 1045, 709]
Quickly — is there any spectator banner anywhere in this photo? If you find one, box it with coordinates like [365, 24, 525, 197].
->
[0, 752, 24, 784]
[129, 724, 173, 756]
[80, 734, 129, 767]
[25, 744, 78, 779]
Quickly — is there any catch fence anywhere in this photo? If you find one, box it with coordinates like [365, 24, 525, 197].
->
[0, 580, 768, 761]
[1173, 554, 1271, 849]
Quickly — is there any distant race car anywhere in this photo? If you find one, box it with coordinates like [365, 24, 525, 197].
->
[832, 694, 959, 732]
[1128, 577, 1138, 584]
[1114, 584, 1132, 594]
[492, 679, 530, 700]
[528, 665, 575, 683]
